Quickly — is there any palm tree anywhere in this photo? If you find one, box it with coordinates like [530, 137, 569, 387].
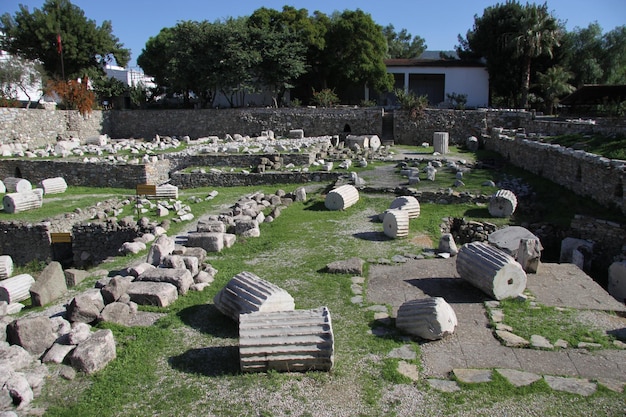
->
[509, 3, 561, 109]
[535, 66, 575, 115]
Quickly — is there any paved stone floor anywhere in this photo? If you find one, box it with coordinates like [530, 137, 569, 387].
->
[367, 257, 626, 383]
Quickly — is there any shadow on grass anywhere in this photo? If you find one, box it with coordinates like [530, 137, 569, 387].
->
[169, 345, 240, 377]
[353, 231, 391, 242]
[405, 277, 490, 304]
[303, 200, 328, 211]
[177, 303, 238, 339]
[463, 207, 492, 218]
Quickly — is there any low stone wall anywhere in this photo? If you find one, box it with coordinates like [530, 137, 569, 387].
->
[107, 107, 383, 140]
[392, 109, 626, 146]
[0, 159, 170, 189]
[171, 171, 342, 189]
[0, 108, 104, 147]
[72, 220, 142, 267]
[165, 153, 315, 172]
[0, 221, 52, 265]
[483, 134, 626, 214]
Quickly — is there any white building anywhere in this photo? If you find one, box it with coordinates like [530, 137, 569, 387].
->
[379, 58, 489, 108]
[105, 65, 156, 89]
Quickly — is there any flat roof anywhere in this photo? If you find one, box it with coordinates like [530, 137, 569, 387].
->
[385, 59, 486, 68]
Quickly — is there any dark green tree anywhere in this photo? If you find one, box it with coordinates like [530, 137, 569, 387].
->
[601, 25, 626, 84]
[535, 65, 575, 114]
[560, 23, 605, 87]
[508, 3, 561, 109]
[457, 2, 561, 108]
[383, 24, 426, 59]
[0, 0, 129, 80]
[322, 9, 393, 98]
[92, 76, 126, 108]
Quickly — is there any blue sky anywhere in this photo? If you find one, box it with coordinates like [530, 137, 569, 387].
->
[2, 0, 625, 68]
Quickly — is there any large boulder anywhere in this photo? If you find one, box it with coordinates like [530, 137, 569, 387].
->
[66, 289, 105, 324]
[29, 261, 67, 307]
[0, 343, 33, 372]
[6, 316, 56, 357]
[69, 329, 116, 374]
[101, 276, 131, 304]
[126, 282, 178, 307]
[135, 268, 193, 295]
[146, 235, 175, 266]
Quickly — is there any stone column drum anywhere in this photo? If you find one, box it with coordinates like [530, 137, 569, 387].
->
[456, 242, 527, 300]
[433, 132, 449, 154]
[389, 196, 421, 219]
[3, 190, 43, 213]
[39, 177, 68, 194]
[382, 209, 410, 238]
[488, 189, 518, 218]
[214, 271, 295, 322]
[0, 255, 14, 280]
[0, 273, 35, 303]
[239, 307, 334, 372]
[3, 177, 32, 193]
[396, 297, 458, 340]
[324, 184, 359, 211]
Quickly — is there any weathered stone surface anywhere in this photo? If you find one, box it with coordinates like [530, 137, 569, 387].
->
[239, 307, 333, 372]
[326, 257, 365, 275]
[214, 271, 295, 322]
[530, 334, 553, 349]
[438, 233, 458, 256]
[382, 209, 409, 238]
[3, 191, 43, 213]
[64, 268, 90, 288]
[67, 322, 92, 345]
[99, 302, 131, 326]
[0, 274, 35, 304]
[389, 196, 420, 219]
[456, 242, 527, 300]
[495, 330, 529, 347]
[388, 345, 417, 360]
[42, 343, 76, 364]
[182, 247, 207, 264]
[397, 360, 419, 381]
[427, 378, 460, 392]
[136, 268, 193, 295]
[66, 289, 105, 324]
[145, 234, 175, 266]
[608, 261, 626, 303]
[0, 255, 13, 280]
[488, 226, 542, 256]
[495, 368, 542, 387]
[186, 232, 225, 253]
[453, 368, 492, 383]
[433, 132, 449, 154]
[234, 219, 260, 237]
[69, 329, 116, 374]
[29, 261, 67, 307]
[196, 219, 226, 233]
[324, 184, 359, 211]
[39, 177, 67, 194]
[120, 241, 146, 255]
[6, 316, 56, 357]
[2, 371, 33, 409]
[127, 262, 155, 278]
[516, 238, 542, 273]
[126, 281, 178, 307]
[488, 189, 518, 218]
[543, 375, 597, 396]
[0, 343, 33, 372]
[101, 276, 131, 304]
[396, 297, 457, 340]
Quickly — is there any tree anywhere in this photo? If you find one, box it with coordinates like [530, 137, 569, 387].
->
[508, 3, 561, 109]
[92, 75, 126, 108]
[535, 66, 575, 114]
[457, 2, 527, 107]
[0, 0, 129, 80]
[0, 55, 45, 108]
[560, 23, 605, 87]
[383, 24, 426, 59]
[322, 10, 393, 98]
[601, 25, 626, 85]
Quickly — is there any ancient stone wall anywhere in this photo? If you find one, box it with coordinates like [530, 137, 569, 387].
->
[0, 221, 52, 265]
[483, 134, 626, 214]
[0, 159, 170, 188]
[72, 220, 141, 267]
[0, 108, 105, 147]
[106, 108, 383, 139]
[165, 153, 315, 172]
[170, 171, 342, 189]
[392, 109, 625, 146]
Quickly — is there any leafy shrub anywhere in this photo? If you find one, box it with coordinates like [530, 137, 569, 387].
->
[46, 77, 95, 116]
[359, 99, 377, 107]
[446, 92, 468, 110]
[394, 88, 428, 118]
[311, 88, 339, 107]
[289, 97, 302, 107]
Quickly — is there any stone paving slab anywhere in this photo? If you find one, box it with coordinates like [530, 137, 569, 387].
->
[367, 257, 626, 384]
[527, 263, 626, 312]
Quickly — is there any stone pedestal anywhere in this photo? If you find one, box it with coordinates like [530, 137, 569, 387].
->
[456, 242, 527, 300]
[433, 132, 449, 154]
[214, 271, 295, 322]
[239, 307, 334, 372]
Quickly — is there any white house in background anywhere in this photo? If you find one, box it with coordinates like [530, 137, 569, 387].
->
[105, 65, 156, 90]
[374, 58, 489, 108]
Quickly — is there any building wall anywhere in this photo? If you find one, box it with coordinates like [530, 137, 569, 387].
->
[387, 66, 489, 108]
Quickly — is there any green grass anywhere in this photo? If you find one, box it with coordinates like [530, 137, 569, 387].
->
[543, 133, 626, 160]
[499, 298, 616, 349]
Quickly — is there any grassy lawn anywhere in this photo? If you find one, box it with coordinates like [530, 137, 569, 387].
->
[542, 133, 626, 160]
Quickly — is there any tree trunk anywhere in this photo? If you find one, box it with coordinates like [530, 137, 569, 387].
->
[520, 54, 532, 109]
